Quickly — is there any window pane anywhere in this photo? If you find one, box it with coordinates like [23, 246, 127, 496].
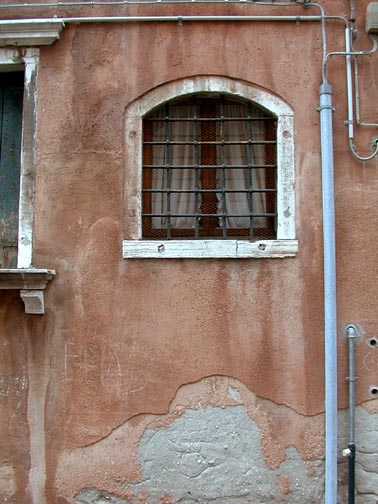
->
[0, 72, 23, 268]
[142, 95, 276, 239]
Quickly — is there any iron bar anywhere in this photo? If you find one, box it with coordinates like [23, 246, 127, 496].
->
[142, 188, 277, 193]
[142, 212, 277, 217]
[143, 164, 277, 169]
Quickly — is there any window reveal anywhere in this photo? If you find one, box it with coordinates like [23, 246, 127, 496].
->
[0, 72, 24, 268]
[142, 95, 277, 240]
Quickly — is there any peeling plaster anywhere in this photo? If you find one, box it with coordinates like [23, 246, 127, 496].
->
[73, 406, 324, 503]
[76, 488, 131, 504]
[0, 464, 17, 500]
[56, 376, 324, 503]
[116, 406, 324, 503]
[76, 406, 324, 504]
[55, 377, 378, 504]
[26, 330, 49, 504]
[338, 407, 378, 504]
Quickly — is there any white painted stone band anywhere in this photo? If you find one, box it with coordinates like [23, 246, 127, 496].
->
[123, 239, 298, 259]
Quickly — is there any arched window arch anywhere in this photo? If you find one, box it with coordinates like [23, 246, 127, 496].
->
[123, 77, 297, 258]
[142, 94, 277, 240]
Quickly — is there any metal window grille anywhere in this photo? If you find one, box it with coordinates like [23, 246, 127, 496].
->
[142, 95, 277, 240]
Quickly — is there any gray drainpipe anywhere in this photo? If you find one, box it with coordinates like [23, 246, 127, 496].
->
[319, 82, 338, 504]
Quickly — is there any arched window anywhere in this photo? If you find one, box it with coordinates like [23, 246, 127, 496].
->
[123, 77, 297, 258]
[142, 94, 277, 240]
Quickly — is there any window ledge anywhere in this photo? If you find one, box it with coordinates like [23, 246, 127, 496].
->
[0, 19, 64, 47]
[123, 239, 298, 259]
[0, 269, 56, 314]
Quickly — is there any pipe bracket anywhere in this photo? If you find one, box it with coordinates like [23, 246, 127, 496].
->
[317, 105, 335, 112]
[341, 322, 365, 342]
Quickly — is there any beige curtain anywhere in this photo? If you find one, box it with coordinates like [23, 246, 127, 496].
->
[149, 100, 267, 230]
[220, 102, 266, 229]
[151, 103, 196, 229]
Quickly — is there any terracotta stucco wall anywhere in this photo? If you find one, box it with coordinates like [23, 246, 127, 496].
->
[0, 1, 378, 502]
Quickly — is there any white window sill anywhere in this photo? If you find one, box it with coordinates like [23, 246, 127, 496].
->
[122, 239, 298, 259]
[0, 268, 56, 314]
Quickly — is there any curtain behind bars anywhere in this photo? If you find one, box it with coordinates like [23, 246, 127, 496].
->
[148, 98, 268, 231]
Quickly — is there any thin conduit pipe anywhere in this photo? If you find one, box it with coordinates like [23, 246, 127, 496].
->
[0, 0, 274, 6]
[326, 40, 377, 62]
[0, 0, 309, 7]
[346, 28, 355, 144]
[0, 0, 302, 7]
[0, 0, 246, 6]
[354, 54, 378, 127]
[0, 15, 323, 22]
[344, 29, 378, 161]
[346, 325, 356, 504]
[349, 0, 356, 22]
[326, 30, 378, 160]
[305, 2, 328, 82]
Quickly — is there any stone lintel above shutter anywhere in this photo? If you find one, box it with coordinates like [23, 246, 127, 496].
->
[0, 19, 64, 47]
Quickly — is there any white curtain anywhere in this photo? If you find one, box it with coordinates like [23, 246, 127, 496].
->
[151, 103, 196, 229]
[220, 102, 267, 229]
[149, 100, 267, 231]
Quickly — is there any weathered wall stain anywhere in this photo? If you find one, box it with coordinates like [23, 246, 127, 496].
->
[56, 376, 378, 503]
[117, 406, 323, 503]
[0, 1, 378, 502]
[0, 464, 18, 501]
[337, 407, 378, 504]
[58, 376, 378, 504]
[56, 376, 326, 503]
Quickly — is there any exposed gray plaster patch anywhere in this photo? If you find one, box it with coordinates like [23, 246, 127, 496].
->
[75, 488, 131, 504]
[279, 447, 324, 501]
[0, 464, 17, 499]
[60, 379, 378, 504]
[338, 407, 378, 504]
[227, 386, 241, 402]
[117, 406, 323, 503]
[74, 405, 324, 503]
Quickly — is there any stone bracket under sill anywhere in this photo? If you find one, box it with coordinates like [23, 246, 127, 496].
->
[0, 269, 56, 314]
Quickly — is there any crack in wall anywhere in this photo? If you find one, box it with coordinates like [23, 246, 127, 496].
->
[74, 374, 321, 452]
[75, 488, 132, 504]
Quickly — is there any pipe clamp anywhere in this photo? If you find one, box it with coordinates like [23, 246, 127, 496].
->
[317, 105, 335, 112]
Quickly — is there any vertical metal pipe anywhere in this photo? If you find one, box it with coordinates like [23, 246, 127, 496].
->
[347, 327, 356, 445]
[345, 27, 354, 141]
[348, 443, 355, 504]
[319, 82, 338, 504]
[347, 325, 356, 504]
[344, 27, 378, 161]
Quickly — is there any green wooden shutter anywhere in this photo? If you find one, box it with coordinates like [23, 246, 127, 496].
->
[0, 72, 24, 268]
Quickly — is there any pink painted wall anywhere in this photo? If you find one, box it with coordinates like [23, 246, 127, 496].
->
[1, 1, 378, 502]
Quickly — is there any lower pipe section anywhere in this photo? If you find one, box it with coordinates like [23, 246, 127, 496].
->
[348, 443, 355, 504]
[319, 82, 338, 504]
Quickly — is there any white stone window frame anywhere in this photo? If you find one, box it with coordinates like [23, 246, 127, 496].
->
[0, 48, 55, 314]
[0, 48, 38, 269]
[123, 76, 298, 259]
